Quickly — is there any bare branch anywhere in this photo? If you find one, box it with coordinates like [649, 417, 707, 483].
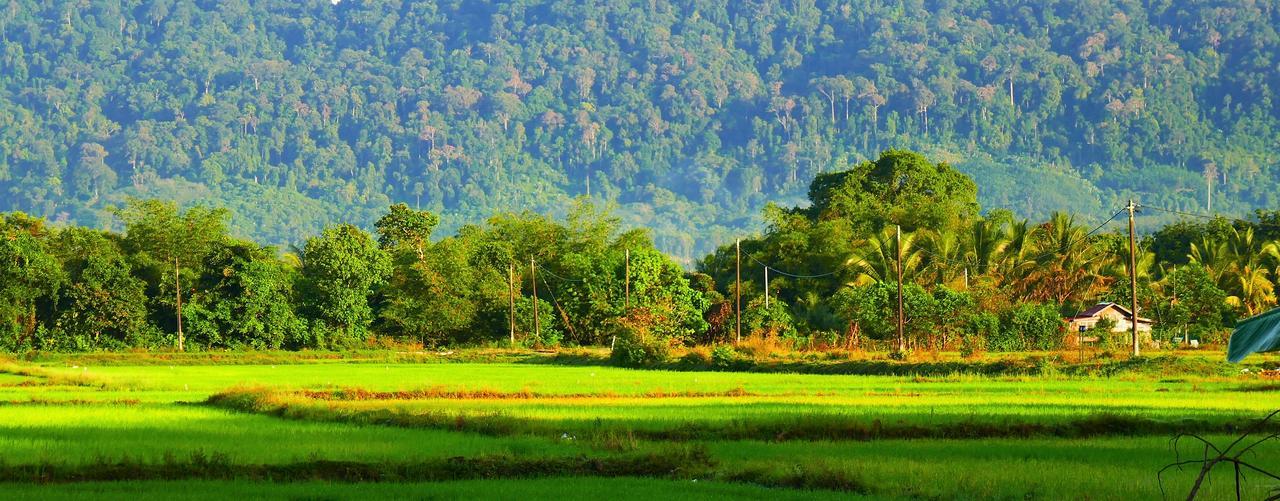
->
[1161, 409, 1280, 501]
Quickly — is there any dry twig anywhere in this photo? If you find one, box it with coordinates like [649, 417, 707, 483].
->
[1159, 409, 1280, 500]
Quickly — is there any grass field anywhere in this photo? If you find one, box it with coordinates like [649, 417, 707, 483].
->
[1, 351, 1278, 499]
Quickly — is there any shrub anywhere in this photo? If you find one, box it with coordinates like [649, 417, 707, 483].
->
[742, 297, 797, 340]
[997, 303, 1064, 351]
[808, 330, 841, 351]
[609, 323, 670, 367]
[959, 335, 985, 359]
[679, 346, 711, 366]
[710, 344, 743, 370]
[963, 312, 999, 357]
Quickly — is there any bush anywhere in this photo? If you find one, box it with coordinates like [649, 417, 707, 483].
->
[808, 330, 841, 351]
[710, 344, 743, 370]
[996, 303, 1064, 351]
[742, 298, 797, 340]
[609, 323, 670, 367]
[959, 335, 985, 359]
[963, 312, 999, 357]
[679, 346, 711, 365]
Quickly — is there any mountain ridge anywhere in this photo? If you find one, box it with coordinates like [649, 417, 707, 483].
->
[0, 0, 1276, 261]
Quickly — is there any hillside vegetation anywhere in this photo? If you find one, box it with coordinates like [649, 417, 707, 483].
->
[1, 1, 1278, 260]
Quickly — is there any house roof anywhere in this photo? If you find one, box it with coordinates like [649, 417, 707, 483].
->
[1069, 302, 1154, 324]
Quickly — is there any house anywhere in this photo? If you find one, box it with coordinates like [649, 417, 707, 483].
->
[1066, 302, 1155, 335]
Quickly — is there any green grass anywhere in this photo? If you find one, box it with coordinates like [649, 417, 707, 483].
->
[0, 404, 586, 465]
[28, 360, 1280, 397]
[709, 435, 1280, 499]
[2, 352, 1279, 499]
[0, 477, 855, 500]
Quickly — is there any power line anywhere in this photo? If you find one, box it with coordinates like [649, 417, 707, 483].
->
[893, 208, 1129, 270]
[742, 252, 844, 279]
[1142, 205, 1280, 230]
[533, 263, 588, 283]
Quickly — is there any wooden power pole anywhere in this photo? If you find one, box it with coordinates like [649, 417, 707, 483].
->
[624, 249, 630, 310]
[735, 239, 742, 345]
[764, 266, 770, 309]
[1126, 200, 1140, 357]
[531, 257, 539, 342]
[896, 225, 905, 354]
[175, 258, 184, 352]
[508, 262, 516, 347]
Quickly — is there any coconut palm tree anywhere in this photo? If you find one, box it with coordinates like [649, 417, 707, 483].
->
[848, 226, 924, 286]
[1227, 265, 1275, 316]
[1190, 227, 1280, 316]
[996, 218, 1035, 287]
[966, 216, 1010, 280]
[920, 227, 965, 287]
[1013, 212, 1107, 305]
[1189, 236, 1232, 286]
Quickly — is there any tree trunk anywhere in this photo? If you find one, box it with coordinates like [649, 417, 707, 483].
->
[175, 257, 184, 352]
[25, 303, 36, 342]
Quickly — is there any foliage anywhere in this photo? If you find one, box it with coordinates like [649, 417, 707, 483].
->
[375, 203, 439, 261]
[806, 150, 979, 233]
[608, 321, 671, 367]
[298, 224, 392, 348]
[184, 241, 306, 350]
[1158, 264, 1231, 339]
[114, 198, 229, 350]
[709, 344, 743, 370]
[0, 213, 63, 350]
[46, 228, 147, 350]
[961, 312, 998, 358]
[742, 297, 797, 341]
[2, 2, 1279, 263]
[995, 303, 1066, 352]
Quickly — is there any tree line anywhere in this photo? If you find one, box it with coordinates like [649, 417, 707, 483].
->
[1, 1, 1278, 263]
[3, 149, 1274, 354]
[0, 195, 703, 352]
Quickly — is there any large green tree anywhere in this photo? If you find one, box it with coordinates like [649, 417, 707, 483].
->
[47, 227, 147, 350]
[115, 199, 228, 351]
[806, 150, 979, 233]
[0, 213, 62, 349]
[185, 240, 306, 350]
[299, 224, 392, 347]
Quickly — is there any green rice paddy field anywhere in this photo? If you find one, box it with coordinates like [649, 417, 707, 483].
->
[1, 353, 1278, 499]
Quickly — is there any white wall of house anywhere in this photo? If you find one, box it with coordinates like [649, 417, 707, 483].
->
[1067, 305, 1153, 334]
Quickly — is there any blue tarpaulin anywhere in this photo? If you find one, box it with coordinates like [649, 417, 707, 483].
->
[1228, 308, 1280, 363]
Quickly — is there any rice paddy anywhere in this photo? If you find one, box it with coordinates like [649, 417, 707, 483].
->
[1, 352, 1278, 499]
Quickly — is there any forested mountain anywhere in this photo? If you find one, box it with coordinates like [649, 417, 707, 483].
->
[1, 0, 1278, 262]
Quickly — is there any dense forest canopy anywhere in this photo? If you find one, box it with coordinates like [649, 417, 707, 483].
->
[3, 150, 1279, 355]
[0, 1, 1278, 261]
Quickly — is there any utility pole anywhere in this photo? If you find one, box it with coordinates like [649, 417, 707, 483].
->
[764, 266, 770, 309]
[735, 239, 742, 345]
[531, 257, 540, 342]
[1126, 200, 1140, 357]
[508, 263, 516, 347]
[175, 258, 183, 352]
[896, 225, 905, 354]
[624, 249, 630, 310]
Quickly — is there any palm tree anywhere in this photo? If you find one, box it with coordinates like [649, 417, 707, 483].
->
[920, 227, 965, 287]
[997, 218, 1035, 287]
[1014, 212, 1107, 305]
[848, 227, 923, 287]
[1189, 236, 1232, 286]
[1228, 265, 1275, 316]
[1190, 227, 1279, 316]
[968, 217, 1009, 276]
